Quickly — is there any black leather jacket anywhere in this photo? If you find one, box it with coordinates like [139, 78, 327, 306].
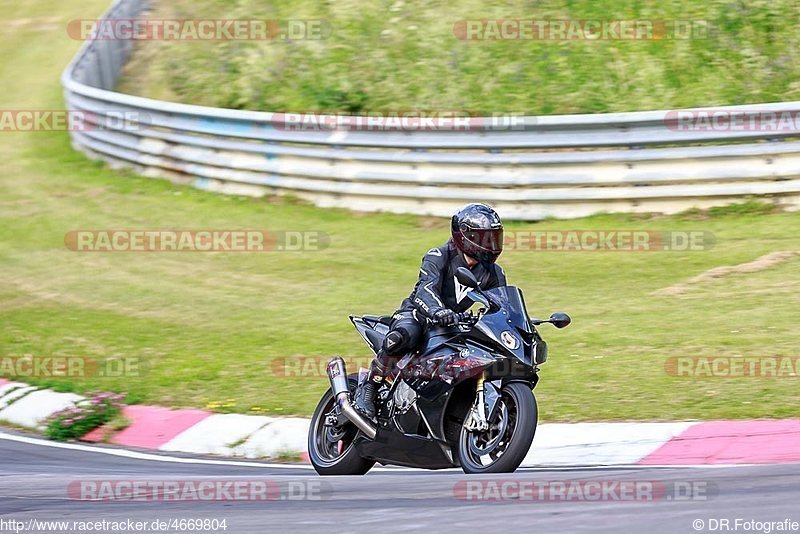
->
[399, 240, 507, 319]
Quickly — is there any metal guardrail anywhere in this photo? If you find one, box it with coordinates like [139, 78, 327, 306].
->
[62, 0, 800, 219]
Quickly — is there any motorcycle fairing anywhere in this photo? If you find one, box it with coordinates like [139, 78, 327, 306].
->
[350, 315, 390, 355]
[347, 286, 543, 469]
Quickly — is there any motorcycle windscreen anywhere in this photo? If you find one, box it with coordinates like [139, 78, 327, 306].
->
[483, 286, 532, 334]
[477, 286, 535, 363]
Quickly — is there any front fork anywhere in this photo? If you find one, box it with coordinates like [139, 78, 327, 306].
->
[463, 372, 496, 432]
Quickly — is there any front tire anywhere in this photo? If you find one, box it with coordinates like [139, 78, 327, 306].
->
[308, 383, 375, 476]
[457, 382, 537, 474]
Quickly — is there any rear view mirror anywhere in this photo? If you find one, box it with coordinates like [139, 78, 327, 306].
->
[455, 266, 479, 289]
[550, 313, 571, 329]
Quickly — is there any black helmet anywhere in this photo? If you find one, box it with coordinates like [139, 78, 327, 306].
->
[451, 203, 504, 264]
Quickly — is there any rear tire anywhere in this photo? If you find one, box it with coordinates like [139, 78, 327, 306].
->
[457, 382, 537, 474]
[308, 383, 375, 476]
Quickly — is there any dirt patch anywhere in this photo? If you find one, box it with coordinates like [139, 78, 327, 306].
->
[7, 16, 61, 32]
[653, 251, 800, 296]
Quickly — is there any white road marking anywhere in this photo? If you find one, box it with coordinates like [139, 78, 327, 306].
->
[0, 431, 760, 472]
[0, 431, 314, 470]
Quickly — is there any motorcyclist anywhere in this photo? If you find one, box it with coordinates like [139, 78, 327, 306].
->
[354, 203, 507, 418]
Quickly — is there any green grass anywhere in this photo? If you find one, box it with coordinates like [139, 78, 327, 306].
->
[116, 0, 800, 114]
[1, 0, 800, 422]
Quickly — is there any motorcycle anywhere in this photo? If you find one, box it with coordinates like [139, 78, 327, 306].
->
[308, 266, 570, 475]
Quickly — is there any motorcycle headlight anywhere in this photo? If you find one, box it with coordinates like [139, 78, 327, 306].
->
[533, 338, 548, 364]
[500, 330, 520, 350]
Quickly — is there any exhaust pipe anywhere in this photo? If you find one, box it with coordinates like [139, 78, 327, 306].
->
[326, 357, 377, 439]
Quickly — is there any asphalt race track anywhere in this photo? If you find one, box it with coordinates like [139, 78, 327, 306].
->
[1, 431, 798, 534]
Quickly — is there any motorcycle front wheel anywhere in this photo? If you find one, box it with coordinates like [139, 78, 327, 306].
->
[457, 382, 537, 474]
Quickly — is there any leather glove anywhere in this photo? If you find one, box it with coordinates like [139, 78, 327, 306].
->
[432, 308, 459, 326]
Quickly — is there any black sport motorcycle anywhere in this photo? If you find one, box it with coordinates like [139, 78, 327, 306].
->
[308, 267, 570, 475]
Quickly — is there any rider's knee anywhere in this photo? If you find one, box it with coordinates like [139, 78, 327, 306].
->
[382, 330, 406, 355]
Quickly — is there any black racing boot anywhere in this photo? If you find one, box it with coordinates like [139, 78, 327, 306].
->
[354, 360, 384, 420]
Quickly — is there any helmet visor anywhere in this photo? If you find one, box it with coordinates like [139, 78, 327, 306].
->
[462, 228, 504, 256]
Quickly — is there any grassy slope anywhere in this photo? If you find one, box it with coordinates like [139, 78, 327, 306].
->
[1, 0, 800, 421]
[117, 0, 800, 114]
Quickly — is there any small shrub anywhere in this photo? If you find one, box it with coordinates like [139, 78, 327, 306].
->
[45, 392, 126, 442]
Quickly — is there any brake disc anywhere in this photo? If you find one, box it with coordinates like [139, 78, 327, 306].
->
[325, 425, 346, 443]
[468, 403, 509, 456]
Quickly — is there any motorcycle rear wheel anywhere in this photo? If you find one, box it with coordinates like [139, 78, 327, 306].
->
[308, 382, 375, 476]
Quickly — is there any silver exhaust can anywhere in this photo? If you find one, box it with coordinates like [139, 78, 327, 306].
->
[326, 357, 376, 439]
